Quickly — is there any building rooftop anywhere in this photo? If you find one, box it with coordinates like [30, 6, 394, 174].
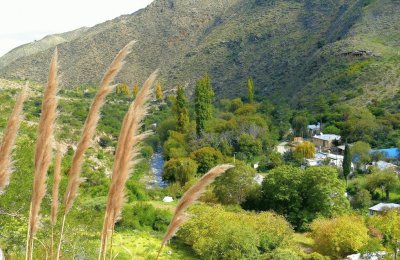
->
[369, 203, 400, 212]
[313, 133, 341, 141]
[371, 148, 400, 159]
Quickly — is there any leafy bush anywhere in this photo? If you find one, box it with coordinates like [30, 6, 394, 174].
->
[178, 205, 294, 259]
[116, 203, 171, 232]
[311, 215, 369, 258]
[190, 146, 224, 174]
[162, 157, 198, 186]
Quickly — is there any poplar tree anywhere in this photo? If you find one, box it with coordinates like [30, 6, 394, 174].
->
[342, 143, 351, 187]
[247, 77, 254, 104]
[194, 74, 214, 136]
[156, 81, 163, 101]
[132, 83, 140, 99]
[175, 86, 189, 132]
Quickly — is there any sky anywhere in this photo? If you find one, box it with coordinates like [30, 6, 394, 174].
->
[0, 0, 154, 56]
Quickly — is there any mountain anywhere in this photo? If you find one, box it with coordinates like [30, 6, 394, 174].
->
[0, 0, 399, 106]
[0, 27, 89, 68]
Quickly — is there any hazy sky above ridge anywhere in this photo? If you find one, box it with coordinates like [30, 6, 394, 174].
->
[0, 0, 154, 56]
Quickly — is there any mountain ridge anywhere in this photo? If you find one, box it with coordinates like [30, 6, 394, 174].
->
[0, 0, 399, 106]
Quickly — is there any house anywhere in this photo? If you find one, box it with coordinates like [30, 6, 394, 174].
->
[307, 122, 321, 136]
[312, 133, 341, 151]
[368, 203, 400, 216]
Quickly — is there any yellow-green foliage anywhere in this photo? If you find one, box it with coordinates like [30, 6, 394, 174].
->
[346, 60, 371, 76]
[311, 215, 369, 258]
[367, 210, 400, 254]
[178, 205, 295, 259]
[295, 141, 315, 159]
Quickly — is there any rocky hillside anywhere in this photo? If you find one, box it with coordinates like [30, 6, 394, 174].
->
[0, 0, 399, 106]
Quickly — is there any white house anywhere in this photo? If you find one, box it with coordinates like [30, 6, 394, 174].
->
[369, 203, 400, 216]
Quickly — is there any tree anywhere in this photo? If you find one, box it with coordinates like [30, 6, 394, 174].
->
[213, 162, 256, 205]
[155, 81, 163, 101]
[341, 107, 378, 143]
[162, 157, 198, 186]
[351, 141, 371, 171]
[261, 166, 303, 228]
[294, 141, 315, 159]
[261, 166, 349, 230]
[343, 143, 352, 186]
[174, 86, 189, 133]
[132, 83, 140, 99]
[115, 83, 130, 96]
[351, 189, 372, 209]
[190, 147, 223, 174]
[311, 215, 369, 258]
[236, 133, 262, 160]
[301, 167, 349, 221]
[247, 77, 254, 104]
[194, 73, 214, 136]
[368, 210, 400, 257]
[292, 115, 308, 137]
[365, 168, 399, 201]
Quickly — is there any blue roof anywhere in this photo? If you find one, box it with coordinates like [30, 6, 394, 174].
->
[371, 148, 400, 159]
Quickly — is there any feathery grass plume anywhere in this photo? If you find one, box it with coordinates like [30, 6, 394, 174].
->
[51, 143, 63, 259]
[26, 48, 59, 260]
[156, 164, 234, 259]
[63, 40, 136, 213]
[0, 83, 28, 192]
[99, 69, 159, 260]
[56, 41, 135, 260]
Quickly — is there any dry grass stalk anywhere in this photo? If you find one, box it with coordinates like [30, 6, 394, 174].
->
[56, 41, 135, 260]
[99, 69, 159, 260]
[0, 83, 28, 192]
[51, 143, 63, 259]
[63, 40, 136, 213]
[26, 48, 59, 260]
[156, 164, 234, 259]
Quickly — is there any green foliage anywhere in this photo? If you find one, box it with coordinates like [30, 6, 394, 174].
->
[343, 143, 352, 184]
[260, 166, 349, 230]
[311, 215, 369, 258]
[367, 210, 400, 255]
[213, 162, 257, 205]
[116, 203, 171, 232]
[323, 125, 341, 135]
[175, 86, 190, 133]
[341, 107, 378, 143]
[247, 77, 254, 104]
[236, 133, 262, 160]
[162, 157, 198, 186]
[194, 73, 214, 136]
[190, 147, 223, 174]
[178, 205, 294, 259]
[351, 141, 371, 170]
[162, 131, 188, 160]
[258, 151, 284, 171]
[351, 189, 372, 210]
[365, 168, 399, 201]
[292, 115, 308, 137]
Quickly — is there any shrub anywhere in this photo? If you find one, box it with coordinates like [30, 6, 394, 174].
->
[190, 147, 224, 174]
[162, 157, 198, 186]
[311, 215, 369, 258]
[178, 205, 294, 259]
[116, 203, 171, 232]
